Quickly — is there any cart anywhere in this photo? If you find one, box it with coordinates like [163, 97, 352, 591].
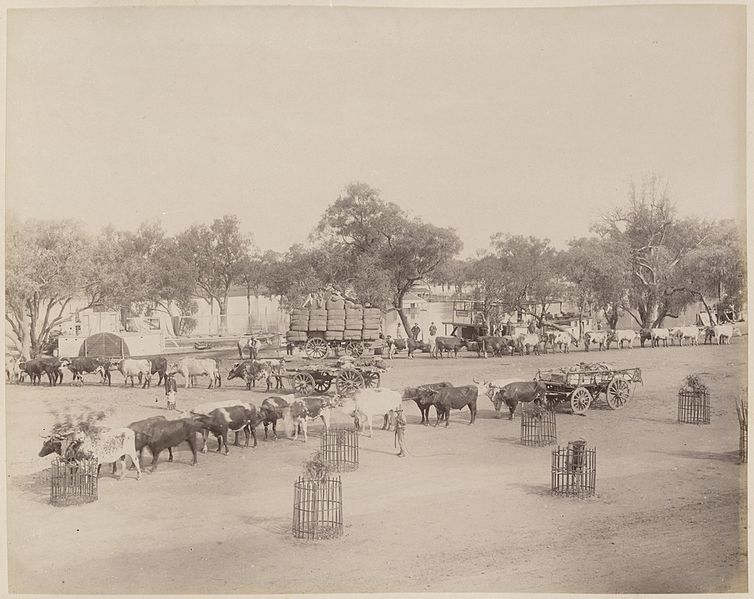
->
[283, 365, 383, 396]
[295, 334, 384, 361]
[534, 363, 642, 415]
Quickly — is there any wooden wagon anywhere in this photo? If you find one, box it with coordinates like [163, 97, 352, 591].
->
[534, 364, 642, 414]
[291, 334, 384, 361]
[283, 365, 382, 395]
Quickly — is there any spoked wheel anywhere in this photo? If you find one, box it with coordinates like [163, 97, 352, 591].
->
[335, 370, 364, 395]
[606, 375, 632, 409]
[304, 337, 329, 360]
[345, 341, 365, 357]
[291, 373, 315, 395]
[313, 377, 332, 393]
[361, 371, 381, 388]
[570, 386, 593, 415]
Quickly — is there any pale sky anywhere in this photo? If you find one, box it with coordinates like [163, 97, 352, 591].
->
[5, 4, 746, 257]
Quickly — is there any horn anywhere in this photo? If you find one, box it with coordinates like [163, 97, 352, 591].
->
[472, 377, 481, 384]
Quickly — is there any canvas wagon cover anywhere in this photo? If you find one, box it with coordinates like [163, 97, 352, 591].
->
[78, 332, 130, 358]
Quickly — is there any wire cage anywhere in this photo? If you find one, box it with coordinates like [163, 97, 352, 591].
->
[551, 441, 596, 498]
[677, 390, 711, 425]
[50, 458, 99, 506]
[321, 427, 359, 472]
[292, 476, 343, 540]
[520, 403, 557, 446]
[737, 399, 748, 464]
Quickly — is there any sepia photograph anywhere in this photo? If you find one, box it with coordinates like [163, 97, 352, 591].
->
[3, 1, 749, 596]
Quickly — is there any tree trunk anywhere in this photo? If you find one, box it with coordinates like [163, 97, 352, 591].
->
[218, 295, 229, 337]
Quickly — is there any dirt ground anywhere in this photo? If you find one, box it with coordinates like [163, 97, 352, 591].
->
[4, 339, 749, 594]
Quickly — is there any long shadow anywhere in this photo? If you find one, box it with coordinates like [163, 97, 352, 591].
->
[10, 470, 51, 505]
[650, 449, 742, 463]
[508, 482, 557, 498]
[627, 415, 679, 426]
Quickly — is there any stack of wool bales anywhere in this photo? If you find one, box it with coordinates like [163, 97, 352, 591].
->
[308, 308, 327, 331]
[362, 308, 382, 340]
[344, 305, 364, 340]
[325, 295, 346, 341]
[287, 309, 309, 343]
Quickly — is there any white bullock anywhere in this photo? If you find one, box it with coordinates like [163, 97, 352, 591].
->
[649, 328, 670, 348]
[339, 388, 403, 437]
[608, 330, 639, 349]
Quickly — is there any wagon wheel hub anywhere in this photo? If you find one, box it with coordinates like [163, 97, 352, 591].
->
[291, 372, 315, 395]
[305, 337, 329, 361]
[335, 370, 365, 395]
[345, 341, 365, 358]
[361, 371, 381, 389]
[570, 386, 593, 414]
[606, 376, 632, 410]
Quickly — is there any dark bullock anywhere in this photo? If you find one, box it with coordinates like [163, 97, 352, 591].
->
[418, 384, 478, 426]
[150, 356, 168, 387]
[402, 382, 452, 425]
[228, 360, 259, 390]
[59, 357, 111, 385]
[259, 396, 290, 440]
[387, 338, 427, 359]
[22, 357, 62, 386]
[136, 418, 206, 470]
[127, 416, 171, 466]
[434, 337, 467, 359]
[192, 404, 262, 454]
[478, 336, 516, 358]
[491, 381, 548, 420]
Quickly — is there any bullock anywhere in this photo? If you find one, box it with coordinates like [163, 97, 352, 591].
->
[416, 384, 478, 426]
[150, 356, 168, 386]
[259, 396, 290, 440]
[256, 358, 286, 390]
[228, 360, 257, 389]
[434, 336, 466, 359]
[584, 331, 608, 352]
[21, 357, 61, 386]
[127, 416, 171, 466]
[516, 333, 543, 356]
[173, 358, 221, 389]
[490, 381, 548, 420]
[118, 358, 152, 388]
[59, 357, 111, 385]
[472, 377, 525, 404]
[671, 326, 701, 347]
[386, 338, 426, 359]
[5, 356, 21, 383]
[638, 328, 653, 348]
[192, 403, 262, 454]
[546, 331, 577, 353]
[133, 418, 206, 470]
[606, 330, 638, 350]
[338, 388, 403, 437]
[712, 324, 740, 345]
[402, 382, 452, 425]
[38, 427, 142, 479]
[478, 336, 517, 358]
[282, 396, 333, 442]
[649, 328, 670, 348]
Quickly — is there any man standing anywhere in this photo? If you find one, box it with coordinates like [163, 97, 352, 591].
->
[428, 322, 438, 358]
[394, 405, 408, 457]
[411, 322, 421, 341]
[249, 337, 259, 360]
[165, 372, 178, 410]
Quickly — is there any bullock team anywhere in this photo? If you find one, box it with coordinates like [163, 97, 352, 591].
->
[385, 324, 741, 359]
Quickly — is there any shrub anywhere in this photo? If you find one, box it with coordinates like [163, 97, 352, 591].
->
[680, 374, 709, 396]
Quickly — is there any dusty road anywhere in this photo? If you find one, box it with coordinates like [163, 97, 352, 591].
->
[5, 340, 748, 594]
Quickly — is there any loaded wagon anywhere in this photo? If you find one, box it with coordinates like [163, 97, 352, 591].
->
[286, 297, 383, 360]
[534, 362, 642, 415]
[284, 365, 382, 395]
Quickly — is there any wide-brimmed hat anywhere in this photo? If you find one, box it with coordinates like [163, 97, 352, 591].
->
[395, 405, 404, 412]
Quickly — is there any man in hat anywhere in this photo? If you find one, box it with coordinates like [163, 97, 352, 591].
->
[394, 404, 408, 457]
[165, 372, 178, 410]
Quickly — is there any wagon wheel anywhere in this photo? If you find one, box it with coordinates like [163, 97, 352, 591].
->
[606, 375, 632, 410]
[361, 371, 380, 388]
[313, 376, 332, 393]
[292, 373, 315, 395]
[335, 370, 364, 395]
[304, 337, 329, 360]
[345, 341, 365, 357]
[570, 386, 593, 414]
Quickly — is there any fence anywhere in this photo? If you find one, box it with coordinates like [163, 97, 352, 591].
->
[292, 476, 343, 540]
[520, 404, 557, 446]
[321, 427, 359, 472]
[737, 399, 748, 464]
[50, 458, 99, 506]
[551, 441, 596, 498]
[677, 390, 711, 425]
